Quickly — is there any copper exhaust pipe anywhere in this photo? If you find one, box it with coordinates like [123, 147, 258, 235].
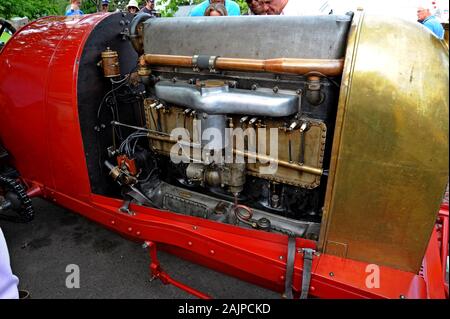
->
[142, 54, 343, 77]
[141, 54, 192, 68]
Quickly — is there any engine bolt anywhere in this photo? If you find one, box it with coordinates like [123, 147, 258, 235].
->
[329, 272, 335, 277]
[210, 250, 215, 255]
[273, 86, 279, 93]
[128, 227, 132, 232]
[188, 241, 193, 246]
[279, 256, 284, 260]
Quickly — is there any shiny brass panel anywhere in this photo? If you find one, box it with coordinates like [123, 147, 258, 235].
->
[144, 103, 326, 188]
[320, 13, 449, 273]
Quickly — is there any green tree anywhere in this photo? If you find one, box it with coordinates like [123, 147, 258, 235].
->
[81, 0, 127, 14]
[0, 0, 68, 20]
[158, 0, 248, 17]
[0, 0, 129, 19]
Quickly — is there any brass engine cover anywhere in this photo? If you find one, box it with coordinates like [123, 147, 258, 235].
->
[320, 13, 449, 273]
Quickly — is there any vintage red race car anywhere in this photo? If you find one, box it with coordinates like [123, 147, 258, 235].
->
[0, 11, 448, 299]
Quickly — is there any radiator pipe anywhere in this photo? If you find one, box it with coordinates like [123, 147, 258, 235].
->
[141, 54, 344, 77]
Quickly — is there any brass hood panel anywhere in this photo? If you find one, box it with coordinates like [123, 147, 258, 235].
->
[320, 13, 449, 273]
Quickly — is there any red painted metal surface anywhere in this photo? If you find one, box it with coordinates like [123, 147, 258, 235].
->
[0, 14, 446, 299]
[421, 225, 446, 299]
[145, 241, 212, 299]
[438, 204, 449, 297]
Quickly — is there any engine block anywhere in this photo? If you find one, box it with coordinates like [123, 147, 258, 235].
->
[143, 91, 327, 189]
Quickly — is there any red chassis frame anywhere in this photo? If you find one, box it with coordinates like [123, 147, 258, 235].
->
[0, 14, 447, 299]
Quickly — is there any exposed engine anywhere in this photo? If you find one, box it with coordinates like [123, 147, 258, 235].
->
[91, 14, 353, 241]
[1, 9, 448, 281]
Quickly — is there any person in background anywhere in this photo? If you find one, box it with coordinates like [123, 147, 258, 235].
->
[127, 0, 140, 14]
[205, 3, 228, 16]
[101, 0, 110, 12]
[140, 0, 157, 16]
[417, 2, 444, 39]
[65, 0, 84, 16]
[266, 0, 332, 16]
[0, 228, 18, 299]
[246, 0, 269, 15]
[191, 0, 240, 16]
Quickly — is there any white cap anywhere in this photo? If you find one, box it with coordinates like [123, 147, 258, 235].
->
[127, 0, 139, 8]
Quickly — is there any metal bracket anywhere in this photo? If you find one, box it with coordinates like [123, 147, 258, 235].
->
[299, 121, 310, 166]
[283, 236, 296, 299]
[300, 248, 315, 299]
[144, 241, 212, 299]
[209, 55, 219, 73]
[119, 198, 133, 215]
[192, 55, 199, 72]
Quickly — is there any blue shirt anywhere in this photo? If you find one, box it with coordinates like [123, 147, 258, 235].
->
[65, 9, 84, 16]
[190, 0, 241, 16]
[420, 15, 444, 39]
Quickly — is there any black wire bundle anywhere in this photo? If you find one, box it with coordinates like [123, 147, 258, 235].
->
[118, 131, 148, 157]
